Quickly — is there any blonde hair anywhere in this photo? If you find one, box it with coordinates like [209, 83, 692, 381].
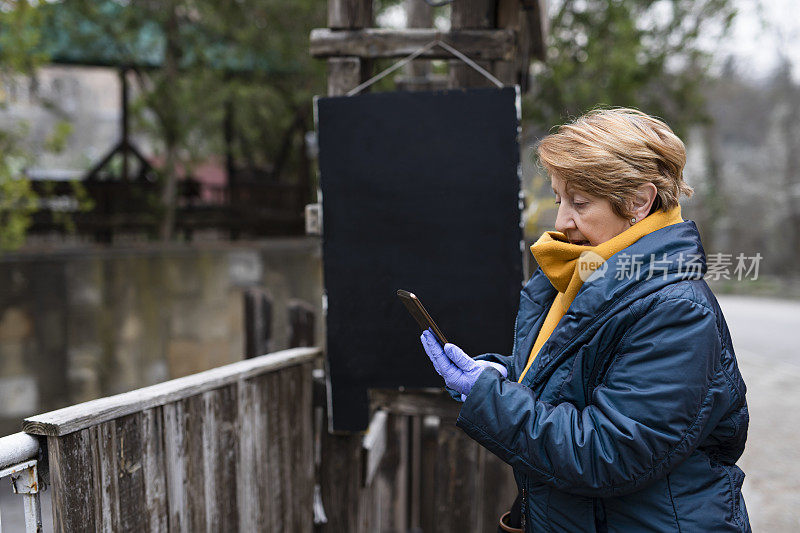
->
[536, 108, 693, 218]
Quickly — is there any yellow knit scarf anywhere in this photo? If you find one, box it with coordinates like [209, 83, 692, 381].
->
[517, 206, 684, 382]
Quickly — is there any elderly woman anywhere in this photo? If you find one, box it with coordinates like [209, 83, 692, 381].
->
[420, 108, 750, 532]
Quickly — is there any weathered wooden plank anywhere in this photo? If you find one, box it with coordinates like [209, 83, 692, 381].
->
[431, 422, 482, 532]
[418, 415, 439, 532]
[183, 394, 208, 532]
[142, 408, 168, 533]
[202, 384, 239, 532]
[92, 420, 121, 532]
[409, 415, 422, 529]
[318, 426, 362, 532]
[289, 363, 314, 532]
[236, 377, 261, 532]
[301, 364, 315, 531]
[360, 412, 407, 532]
[23, 347, 321, 437]
[202, 391, 220, 531]
[386, 414, 409, 532]
[163, 401, 188, 532]
[245, 372, 275, 530]
[361, 410, 387, 487]
[115, 413, 147, 532]
[473, 440, 488, 533]
[266, 370, 288, 531]
[310, 28, 516, 61]
[48, 430, 97, 533]
[370, 388, 461, 420]
[253, 374, 272, 531]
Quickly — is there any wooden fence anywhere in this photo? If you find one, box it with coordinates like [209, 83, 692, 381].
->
[18, 345, 516, 532]
[319, 390, 517, 533]
[22, 347, 318, 533]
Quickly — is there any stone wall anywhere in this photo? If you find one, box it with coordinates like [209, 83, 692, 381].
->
[0, 238, 322, 436]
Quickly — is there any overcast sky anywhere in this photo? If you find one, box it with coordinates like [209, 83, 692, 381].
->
[713, 0, 800, 80]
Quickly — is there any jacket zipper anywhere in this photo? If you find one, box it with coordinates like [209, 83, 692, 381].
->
[510, 306, 521, 377]
[520, 483, 527, 531]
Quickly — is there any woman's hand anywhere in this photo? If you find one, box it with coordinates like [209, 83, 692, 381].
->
[420, 329, 508, 397]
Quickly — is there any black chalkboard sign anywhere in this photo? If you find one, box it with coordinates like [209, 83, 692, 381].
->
[316, 87, 523, 431]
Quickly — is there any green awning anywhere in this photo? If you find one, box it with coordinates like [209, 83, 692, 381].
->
[12, 1, 300, 74]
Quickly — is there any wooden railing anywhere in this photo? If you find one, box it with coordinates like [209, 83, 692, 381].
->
[14, 344, 516, 532]
[28, 179, 309, 241]
[22, 347, 319, 533]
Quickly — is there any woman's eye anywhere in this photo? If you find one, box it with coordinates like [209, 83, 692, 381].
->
[573, 201, 587, 208]
[554, 200, 561, 206]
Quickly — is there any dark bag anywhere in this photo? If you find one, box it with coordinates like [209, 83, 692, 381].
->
[497, 493, 523, 532]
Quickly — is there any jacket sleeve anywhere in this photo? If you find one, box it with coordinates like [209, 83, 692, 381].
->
[446, 352, 514, 402]
[455, 296, 730, 497]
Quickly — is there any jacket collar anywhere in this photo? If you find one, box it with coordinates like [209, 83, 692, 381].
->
[516, 220, 707, 387]
[531, 206, 683, 297]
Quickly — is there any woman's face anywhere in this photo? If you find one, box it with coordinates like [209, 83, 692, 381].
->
[551, 175, 630, 246]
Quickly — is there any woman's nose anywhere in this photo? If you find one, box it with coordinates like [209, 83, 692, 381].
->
[554, 205, 576, 233]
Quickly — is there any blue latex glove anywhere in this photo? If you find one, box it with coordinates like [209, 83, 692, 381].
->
[420, 329, 508, 398]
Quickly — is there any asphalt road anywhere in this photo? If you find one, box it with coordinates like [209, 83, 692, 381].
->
[1, 295, 797, 532]
[719, 295, 800, 532]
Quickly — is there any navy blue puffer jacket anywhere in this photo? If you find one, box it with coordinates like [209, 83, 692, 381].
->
[456, 220, 750, 532]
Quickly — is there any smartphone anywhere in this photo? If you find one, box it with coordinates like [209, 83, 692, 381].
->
[397, 289, 449, 347]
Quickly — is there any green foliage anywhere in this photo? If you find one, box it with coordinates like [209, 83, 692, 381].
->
[0, 1, 47, 74]
[0, 128, 37, 250]
[521, 0, 737, 238]
[2, 0, 326, 244]
[60, 0, 326, 173]
[0, 1, 43, 251]
[43, 119, 74, 153]
[60, 0, 327, 238]
[525, 0, 737, 138]
[190, 0, 327, 176]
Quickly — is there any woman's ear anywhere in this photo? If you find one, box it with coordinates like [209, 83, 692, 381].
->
[630, 182, 658, 222]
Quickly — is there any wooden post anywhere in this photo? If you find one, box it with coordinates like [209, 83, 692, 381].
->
[494, 0, 548, 91]
[448, 0, 498, 88]
[244, 288, 272, 358]
[395, 0, 441, 92]
[318, 3, 376, 528]
[288, 299, 316, 348]
[312, 1, 533, 529]
[327, 58, 364, 96]
[495, 0, 526, 88]
[327, 0, 374, 96]
[120, 68, 130, 182]
[328, 0, 372, 29]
